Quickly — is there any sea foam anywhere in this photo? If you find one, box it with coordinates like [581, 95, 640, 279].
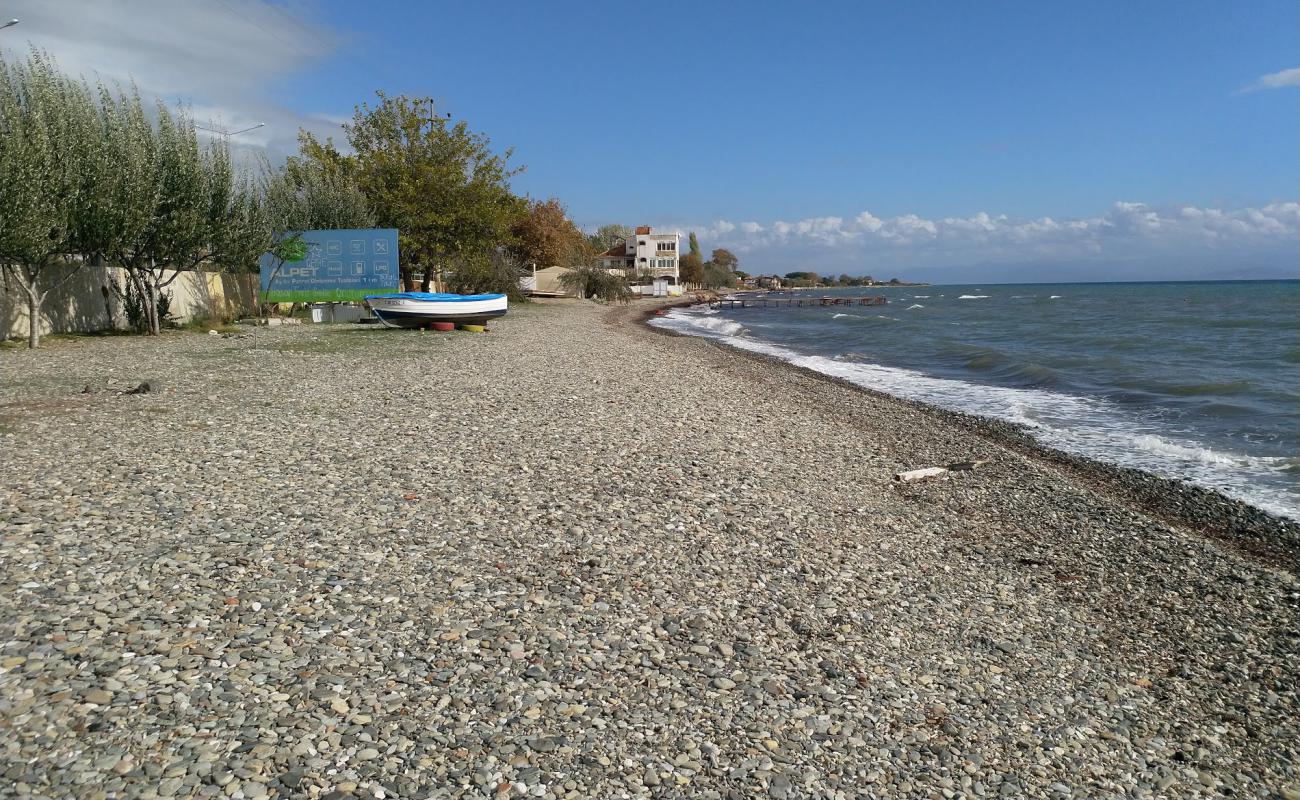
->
[651, 305, 1298, 520]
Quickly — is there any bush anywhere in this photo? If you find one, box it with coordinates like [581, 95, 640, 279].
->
[559, 265, 632, 304]
[445, 250, 530, 302]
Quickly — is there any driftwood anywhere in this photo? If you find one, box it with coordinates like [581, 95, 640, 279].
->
[894, 460, 990, 482]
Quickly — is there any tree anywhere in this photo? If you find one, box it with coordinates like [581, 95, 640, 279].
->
[87, 93, 262, 335]
[588, 223, 631, 253]
[0, 50, 97, 348]
[838, 274, 852, 286]
[512, 198, 588, 268]
[688, 232, 701, 258]
[783, 270, 820, 288]
[710, 248, 738, 273]
[347, 92, 524, 292]
[272, 133, 373, 231]
[679, 251, 703, 286]
[701, 260, 737, 289]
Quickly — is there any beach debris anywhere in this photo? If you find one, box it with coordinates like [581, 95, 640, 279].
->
[893, 460, 990, 482]
[895, 466, 949, 482]
[121, 381, 151, 395]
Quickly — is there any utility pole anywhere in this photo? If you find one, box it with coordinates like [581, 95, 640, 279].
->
[195, 122, 266, 137]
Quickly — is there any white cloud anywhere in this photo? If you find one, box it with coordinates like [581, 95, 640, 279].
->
[1, 0, 345, 165]
[681, 201, 1300, 279]
[854, 211, 883, 232]
[1239, 66, 1300, 93]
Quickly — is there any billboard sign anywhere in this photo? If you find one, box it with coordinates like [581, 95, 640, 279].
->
[260, 228, 400, 302]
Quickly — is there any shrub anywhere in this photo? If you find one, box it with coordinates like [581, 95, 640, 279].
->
[559, 265, 632, 304]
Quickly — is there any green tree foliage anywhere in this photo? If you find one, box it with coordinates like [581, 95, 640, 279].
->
[270, 133, 373, 232]
[783, 270, 820, 288]
[347, 93, 524, 292]
[587, 223, 631, 253]
[89, 94, 263, 335]
[1, 49, 268, 342]
[701, 260, 737, 289]
[0, 50, 98, 348]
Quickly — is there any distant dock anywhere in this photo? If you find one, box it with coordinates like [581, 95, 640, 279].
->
[709, 294, 888, 310]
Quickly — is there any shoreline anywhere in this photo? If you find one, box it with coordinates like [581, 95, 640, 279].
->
[634, 299, 1299, 574]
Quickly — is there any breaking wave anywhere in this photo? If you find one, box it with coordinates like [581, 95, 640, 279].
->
[651, 304, 1298, 520]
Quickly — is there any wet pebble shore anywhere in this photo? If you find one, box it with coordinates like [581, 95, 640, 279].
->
[1, 300, 1297, 799]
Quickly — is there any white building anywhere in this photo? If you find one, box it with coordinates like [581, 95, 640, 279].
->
[598, 226, 681, 292]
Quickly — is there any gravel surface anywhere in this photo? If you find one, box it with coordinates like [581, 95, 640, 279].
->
[2, 299, 1298, 799]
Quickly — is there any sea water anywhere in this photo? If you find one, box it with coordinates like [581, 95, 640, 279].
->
[653, 280, 1300, 520]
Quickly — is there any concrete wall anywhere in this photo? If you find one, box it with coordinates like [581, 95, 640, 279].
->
[1, 264, 260, 339]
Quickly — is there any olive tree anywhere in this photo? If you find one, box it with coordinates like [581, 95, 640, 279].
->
[87, 94, 261, 335]
[0, 50, 97, 348]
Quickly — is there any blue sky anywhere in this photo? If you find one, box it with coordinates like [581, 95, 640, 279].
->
[5, 0, 1298, 279]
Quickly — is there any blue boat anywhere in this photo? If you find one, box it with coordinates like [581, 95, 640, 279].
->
[364, 292, 508, 328]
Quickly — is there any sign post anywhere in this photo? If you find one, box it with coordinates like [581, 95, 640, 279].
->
[260, 228, 400, 303]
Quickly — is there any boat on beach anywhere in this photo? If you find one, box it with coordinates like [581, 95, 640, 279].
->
[364, 292, 508, 328]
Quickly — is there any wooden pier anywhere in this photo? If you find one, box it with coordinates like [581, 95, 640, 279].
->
[709, 294, 888, 310]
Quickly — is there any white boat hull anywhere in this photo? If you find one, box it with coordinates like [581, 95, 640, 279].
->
[365, 294, 508, 328]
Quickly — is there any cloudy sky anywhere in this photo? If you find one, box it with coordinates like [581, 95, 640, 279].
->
[2, 0, 1296, 281]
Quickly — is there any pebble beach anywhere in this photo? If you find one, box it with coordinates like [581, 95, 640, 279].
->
[2, 298, 1297, 799]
